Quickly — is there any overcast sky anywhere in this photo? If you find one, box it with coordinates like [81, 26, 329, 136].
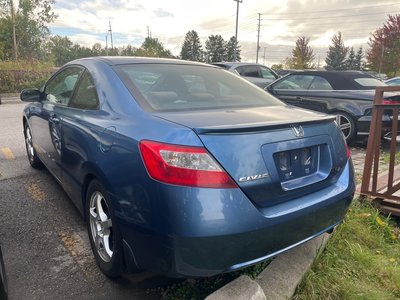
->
[50, 0, 400, 66]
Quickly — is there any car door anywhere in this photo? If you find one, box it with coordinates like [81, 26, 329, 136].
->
[34, 66, 84, 181]
[267, 74, 313, 107]
[300, 75, 334, 112]
[59, 70, 104, 210]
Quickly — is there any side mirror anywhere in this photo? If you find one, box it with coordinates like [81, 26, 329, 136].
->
[20, 89, 42, 102]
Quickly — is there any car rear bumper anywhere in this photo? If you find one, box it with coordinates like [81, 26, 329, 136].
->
[357, 115, 400, 136]
[116, 160, 355, 277]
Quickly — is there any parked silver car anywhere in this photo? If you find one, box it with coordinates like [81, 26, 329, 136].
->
[212, 62, 279, 88]
[385, 77, 400, 86]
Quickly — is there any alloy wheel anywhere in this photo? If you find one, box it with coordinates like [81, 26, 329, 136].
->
[89, 191, 113, 263]
[336, 114, 352, 140]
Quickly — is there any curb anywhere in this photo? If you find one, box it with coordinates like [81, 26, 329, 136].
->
[206, 233, 330, 300]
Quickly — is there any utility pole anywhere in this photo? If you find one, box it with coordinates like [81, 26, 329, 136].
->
[256, 13, 261, 63]
[10, 0, 17, 60]
[233, 0, 243, 62]
[108, 21, 114, 50]
[262, 47, 266, 64]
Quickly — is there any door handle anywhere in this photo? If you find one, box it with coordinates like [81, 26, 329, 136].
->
[296, 97, 303, 101]
[49, 114, 60, 124]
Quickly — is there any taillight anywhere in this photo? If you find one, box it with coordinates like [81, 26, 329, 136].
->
[139, 140, 237, 188]
[345, 143, 351, 159]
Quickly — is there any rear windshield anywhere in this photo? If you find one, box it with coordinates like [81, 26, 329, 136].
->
[354, 77, 387, 87]
[114, 64, 283, 111]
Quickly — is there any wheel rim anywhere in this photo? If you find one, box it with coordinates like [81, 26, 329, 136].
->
[336, 114, 352, 140]
[89, 191, 113, 263]
[25, 126, 35, 158]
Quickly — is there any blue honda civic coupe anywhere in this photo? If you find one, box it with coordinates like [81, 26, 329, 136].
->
[21, 57, 355, 278]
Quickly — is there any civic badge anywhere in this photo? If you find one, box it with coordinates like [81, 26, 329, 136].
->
[291, 125, 304, 137]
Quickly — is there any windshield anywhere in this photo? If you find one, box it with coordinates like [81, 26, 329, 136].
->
[114, 64, 283, 111]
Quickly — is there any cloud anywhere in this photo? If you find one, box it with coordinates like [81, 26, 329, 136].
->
[153, 8, 174, 18]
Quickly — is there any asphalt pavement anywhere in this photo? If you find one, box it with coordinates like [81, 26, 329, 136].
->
[0, 98, 176, 299]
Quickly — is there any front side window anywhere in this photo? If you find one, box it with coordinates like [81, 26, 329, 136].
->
[45, 67, 84, 105]
[69, 71, 99, 110]
[273, 75, 314, 90]
[115, 64, 284, 111]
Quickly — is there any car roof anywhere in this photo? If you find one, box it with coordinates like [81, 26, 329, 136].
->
[212, 62, 271, 68]
[279, 70, 378, 89]
[69, 56, 214, 67]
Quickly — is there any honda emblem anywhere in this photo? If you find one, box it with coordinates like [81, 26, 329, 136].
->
[291, 125, 304, 137]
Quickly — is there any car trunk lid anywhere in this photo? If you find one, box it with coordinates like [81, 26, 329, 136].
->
[154, 106, 348, 208]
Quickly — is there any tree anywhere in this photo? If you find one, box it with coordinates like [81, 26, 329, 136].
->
[205, 35, 226, 63]
[366, 14, 400, 76]
[135, 37, 173, 58]
[354, 47, 364, 70]
[0, 0, 56, 60]
[180, 30, 203, 62]
[287, 36, 315, 69]
[120, 45, 136, 56]
[226, 36, 241, 62]
[325, 32, 348, 70]
[271, 63, 283, 70]
[346, 47, 356, 70]
[48, 35, 74, 66]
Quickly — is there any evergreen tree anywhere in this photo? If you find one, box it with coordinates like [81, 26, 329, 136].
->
[325, 32, 348, 70]
[346, 47, 356, 70]
[288, 36, 315, 69]
[180, 30, 203, 62]
[354, 47, 364, 70]
[205, 35, 226, 63]
[226, 36, 241, 62]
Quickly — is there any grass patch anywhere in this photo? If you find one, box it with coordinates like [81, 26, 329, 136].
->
[161, 259, 270, 299]
[294, 199, 400, 300]
[382, 150, 400, 166]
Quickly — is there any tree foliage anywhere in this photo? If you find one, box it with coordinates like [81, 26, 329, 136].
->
[205, 34, 226, 63]
[325, 32, 348, 70]
[180, 30, 203, 61]
[0, 0, 56, 60]
[135, 37, 174, 58]
[226, 36, 241, 62]
[346, 47, 356, 70]
[366, 14, 400, 75]
[287, 36, 315, 69]
[354, 47, 364, 70]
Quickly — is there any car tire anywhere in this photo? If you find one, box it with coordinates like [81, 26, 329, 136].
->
[334, 111, 356, 144]
[24, 122, 43, 169]
[86, 180, 124, 278]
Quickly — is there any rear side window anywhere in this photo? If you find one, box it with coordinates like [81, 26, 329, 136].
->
[309, 76, 333, 90]
[69, 71, 99, 110]
[115, 64, 284, 111]
[260, 66, 277, 80]
[235, 65, 260, 78]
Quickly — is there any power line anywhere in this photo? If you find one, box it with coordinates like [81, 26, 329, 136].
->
[259, 2, 400, 16]
[262, 10, 400, 21]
